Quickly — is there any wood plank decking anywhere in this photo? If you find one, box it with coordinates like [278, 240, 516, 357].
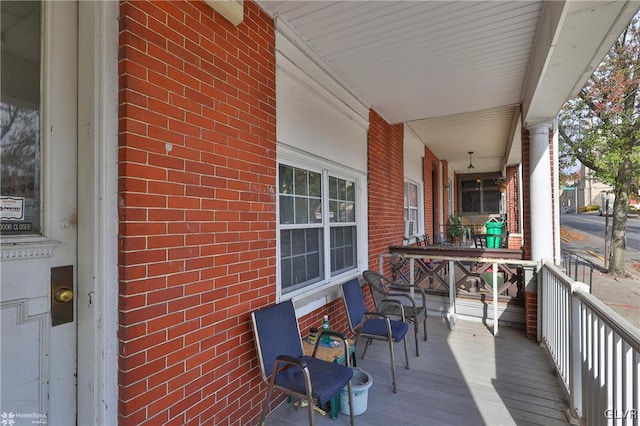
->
[267, 318, 570, 426]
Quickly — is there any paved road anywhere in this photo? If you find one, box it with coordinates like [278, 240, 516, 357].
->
[560, 212, 640, 267]
[560, 212, 640, 329]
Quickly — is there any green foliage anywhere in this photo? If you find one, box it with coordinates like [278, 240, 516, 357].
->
[447, 213, 465, 240]
[558, 12, 640, 274]
[558, 14, 640, 193]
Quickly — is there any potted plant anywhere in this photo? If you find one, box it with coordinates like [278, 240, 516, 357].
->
[447, 213, 465, 243]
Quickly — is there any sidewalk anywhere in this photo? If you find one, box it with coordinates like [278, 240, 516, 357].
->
[561, 225, 640, 330]
[589, 269, 640, 330]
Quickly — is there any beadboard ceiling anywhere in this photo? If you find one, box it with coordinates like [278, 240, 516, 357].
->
[259, 0, 541, 173]
[258, 1, 639, 174]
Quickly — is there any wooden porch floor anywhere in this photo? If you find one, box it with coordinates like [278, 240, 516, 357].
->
[267, 318, 570, 426]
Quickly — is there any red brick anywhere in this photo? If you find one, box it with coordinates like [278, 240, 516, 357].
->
[119, 1, 276, 424]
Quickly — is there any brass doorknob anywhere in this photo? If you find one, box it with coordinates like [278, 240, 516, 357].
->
[54, 287, 74, 303]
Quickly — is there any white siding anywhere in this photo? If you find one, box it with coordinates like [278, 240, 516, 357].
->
[404, 125, 424, 182]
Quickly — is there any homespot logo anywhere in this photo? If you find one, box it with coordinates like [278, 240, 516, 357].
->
[604, 409, 638, 420]
[0, 412, 47, 425]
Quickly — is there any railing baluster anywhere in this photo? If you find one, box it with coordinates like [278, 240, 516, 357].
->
[540, 261, 640, 425]
[492, 262, 498, 336]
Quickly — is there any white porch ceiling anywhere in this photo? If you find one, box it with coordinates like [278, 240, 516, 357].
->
[259, 1, 639, 174]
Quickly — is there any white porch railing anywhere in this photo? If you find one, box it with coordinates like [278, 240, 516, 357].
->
[540, 261, 640, 425]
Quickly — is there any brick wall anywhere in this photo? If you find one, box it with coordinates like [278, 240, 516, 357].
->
[521, 127, 534, 338]
[118, 1, 276, 424]
[367, 109, 404, 273]
[522, 128, 531, 261]
[505, 165, 521, 250]
[423, 146, 441, 240]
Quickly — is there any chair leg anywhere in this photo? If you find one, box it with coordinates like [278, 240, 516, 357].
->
[346, 380, 355, 426]
[388, 338, 397, 393]
[361, 337, 372, 359]
[306, 395, 314, 426]
[413, 320, 419, 356]
[260, 378, 277, 425]
[423, 316, 428, 342]
[402, 336, 409, 370]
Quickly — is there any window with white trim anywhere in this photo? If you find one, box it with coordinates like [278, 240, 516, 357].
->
[404, 180, 421, 236]
[278, 163, 358, 295]
[459, 174, 500, 215]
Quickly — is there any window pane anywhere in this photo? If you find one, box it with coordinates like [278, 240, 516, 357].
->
[279, 164, 293, 194]
[461, 191, 480, 213]
[345, 201, 355, 222]
[337, 179, 346, 200]
[408, 183, 417, 206]
[294, 196, 308, 224]
[329, 200, 337, 223]
[292, 256, 307, 285]
[279, 195, 294, 224]
[329, 176, 337, 199]
[280, 228, 323, 293]
[483, 179, 496, 188]
[461, 180, 479, 190]
[295, 168, 308, 196]
[309, 171, 321, 197]
[291, 228, 306, 254]
[305, 228, 319, 252]
[339, 201, 348, 222]
[280, 230, 291, 256]
[483, 190, 500, 213]
[1, 1, 42, 235]
[330, 226, 356, 276]
[309, 197, 322, 223]
[281, 258, 292, 288]
[306, 253, 320, 281]
[329, 175, 356, 223]
[345, 180, 354, 202]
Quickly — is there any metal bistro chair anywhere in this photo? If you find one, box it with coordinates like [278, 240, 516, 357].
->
[362, 269, 428, 356]
[251, 300, 355, 426]
[341, 277, 409, 393]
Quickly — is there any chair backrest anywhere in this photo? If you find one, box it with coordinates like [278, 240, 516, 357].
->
[251, 300, 303, 379]
[362, 270, 390, 310]
[341, 278, 367, 332]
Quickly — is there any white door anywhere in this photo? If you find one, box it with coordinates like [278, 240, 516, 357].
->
[1, 2, 78, 425]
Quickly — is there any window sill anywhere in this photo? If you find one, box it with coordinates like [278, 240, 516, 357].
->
[289, 271, 361, 317]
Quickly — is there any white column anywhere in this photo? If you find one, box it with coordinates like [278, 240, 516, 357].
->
[528, 122, 554, 262]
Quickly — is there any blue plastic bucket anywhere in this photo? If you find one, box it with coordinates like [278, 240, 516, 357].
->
[339, 367, 373, 416]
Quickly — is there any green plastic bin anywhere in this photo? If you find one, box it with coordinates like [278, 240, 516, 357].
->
[485, 221, 504, 248]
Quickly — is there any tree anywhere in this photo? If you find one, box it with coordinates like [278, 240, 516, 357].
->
[558, 13, 640, 275]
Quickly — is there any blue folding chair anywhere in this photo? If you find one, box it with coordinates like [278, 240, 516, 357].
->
[341, 277, 409, 393]
[251, 300, 355, 425]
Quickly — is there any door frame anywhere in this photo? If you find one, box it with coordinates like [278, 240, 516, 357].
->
[76, 2, 119, 425]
